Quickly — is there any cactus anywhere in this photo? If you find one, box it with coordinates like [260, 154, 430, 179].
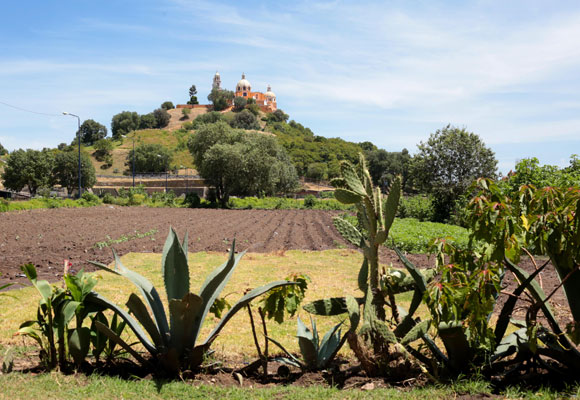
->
[331, 154, 401, 320]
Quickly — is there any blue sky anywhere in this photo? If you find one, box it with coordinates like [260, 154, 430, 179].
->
[1, 1, 579, 173]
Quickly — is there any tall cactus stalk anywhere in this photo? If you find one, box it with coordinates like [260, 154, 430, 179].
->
[332, 154, 401, 321]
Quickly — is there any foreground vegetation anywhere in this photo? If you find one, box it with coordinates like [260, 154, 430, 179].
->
[2, 373, 577, 400]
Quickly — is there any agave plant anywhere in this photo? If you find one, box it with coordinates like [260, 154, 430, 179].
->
[268, 316, 348, 371]
[87, 228, 295, 372]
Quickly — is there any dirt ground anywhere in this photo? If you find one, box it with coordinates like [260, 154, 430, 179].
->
[0, 206, 571, 326]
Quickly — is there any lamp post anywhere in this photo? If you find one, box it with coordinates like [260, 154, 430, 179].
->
[132, 133, 136, 188]
[62, 112, 82, 199]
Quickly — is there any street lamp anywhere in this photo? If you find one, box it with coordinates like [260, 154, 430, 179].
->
[132, 133, 136, 188]
[62, 112, 82, 199]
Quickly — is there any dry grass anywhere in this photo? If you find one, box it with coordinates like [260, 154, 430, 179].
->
[0, 249, 419, 361]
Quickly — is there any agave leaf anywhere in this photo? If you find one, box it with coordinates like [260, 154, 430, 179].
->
[318, 322, 343, 367]
[333, 217, 363, 247]
[89, 250, 170, 345]
[495, 258, 549, 346]
[504, 258, 561, 335]
[267, 337, 304, 368]
[181, 231, 189, 257]
[394, 246, 427, 293]
[357, 259, 368, 292]
[394, 289, 423, 338]
[491, 327, 528, 361]
[202, 280, 295, 346]
[85, 292, 157, 355]
[334, 188, 362, 204]
[193, 242, 246, 343]
[401, 319, 431, 345]
[94, 321, 149, 366]
[383, 176, 401, 233]
[162, 228, 190, 304]
[272, 356, 303, 369]
[168, 292, 203, 352]
[297, 317, 318, 368]
[438, 321, 472, 372]
[126, 293, 164, 348]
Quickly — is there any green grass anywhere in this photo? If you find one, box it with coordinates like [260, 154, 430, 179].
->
[0, 197, 95, 212]
[228, 196, 353, 210]
[0, 372, 576, 399]
[389, 218, 470, 253]
[339, 214, 470, 254]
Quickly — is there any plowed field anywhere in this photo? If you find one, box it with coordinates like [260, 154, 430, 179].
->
[0, 207, 353, 286]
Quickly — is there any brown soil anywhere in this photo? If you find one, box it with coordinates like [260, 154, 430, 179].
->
[0, 207, 570, 327]
[0, 207, 347, 287]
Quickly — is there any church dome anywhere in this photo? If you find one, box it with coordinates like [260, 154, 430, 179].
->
[265, 85, 276, 99]
[236, 73, 252, 92]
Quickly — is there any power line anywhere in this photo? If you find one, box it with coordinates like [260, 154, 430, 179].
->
[0, 100, 63, 117]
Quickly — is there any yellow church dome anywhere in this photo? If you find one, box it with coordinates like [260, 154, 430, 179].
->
[265, 85, 276, 99]
[236, 73, 252, 92]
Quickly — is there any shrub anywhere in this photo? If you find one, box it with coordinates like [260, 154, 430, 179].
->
[81, 191, 101, 204]
[303, 194, 317, 208]
[102, 193, 114, 204]
[153, 108, 171, 128]
[181, 108, 191, 120]
[184, 192, 201, 208]
[161, 101, 174, 110]
[230, 109, 260, 130]
[398, 195, 435, 222]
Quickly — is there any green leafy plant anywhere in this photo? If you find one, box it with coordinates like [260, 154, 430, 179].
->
[16, 264, 106, 370]
[245, 273, 309, 377]
[87, 228, 295, 373]
[268, 316, 347, 371]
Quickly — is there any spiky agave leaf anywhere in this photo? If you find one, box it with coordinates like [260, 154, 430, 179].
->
[192, 241, 246, 343]
[89, 250, 170, 346]
[297, 317, 318, 368]
[162, 228, 190, 303]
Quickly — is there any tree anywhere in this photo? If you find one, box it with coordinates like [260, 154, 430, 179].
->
[246, 103, 261, 116]
[233, 97, 247, 112]
[188, 122, 298, 206]
[152, 108, 171, 128]
[412, 125, 497, 221]
[0, 142, 8, 156]
[53, 151, 96, 195]
[126, 143, 172, 173]
[93, 139, 114, 161]
[187, 85, 199, 105]
[207, 89, 234, 111]
[161, 101, 174, 110]
[77, 119, 107, 145]
[1, 149, 54, 195]
[111, 111, 140, 139]
[230, 109, 260, 130]
[365, 148, 412, 191]
[139, 113, 156, 129]
[267, 109, 289, 123]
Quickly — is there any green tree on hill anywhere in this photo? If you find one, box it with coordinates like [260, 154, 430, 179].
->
[230, 109, 260, 130]
[188, 121, 298, 206]
[233, 97, 247, 112]
[0, 142, 7, 156]
[111, 111, 140, 139]
[207, 88, 234, 111]
[52, 150, 97, 195]
[1, 149, 54, 195]
[152, 108, 170, 128]
[126, 143, 173, 173]
[78, 119, 107, 145]
[412, 125, 497, 221]
[187, 85, 199, 105]
[161, 101, 174, 110]
[139, 113, 156, 129]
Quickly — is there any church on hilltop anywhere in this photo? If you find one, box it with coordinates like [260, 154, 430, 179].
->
[178, 72, 277, 112]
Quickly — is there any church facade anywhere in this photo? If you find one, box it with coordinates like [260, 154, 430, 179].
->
[177, 72, 277, 112]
